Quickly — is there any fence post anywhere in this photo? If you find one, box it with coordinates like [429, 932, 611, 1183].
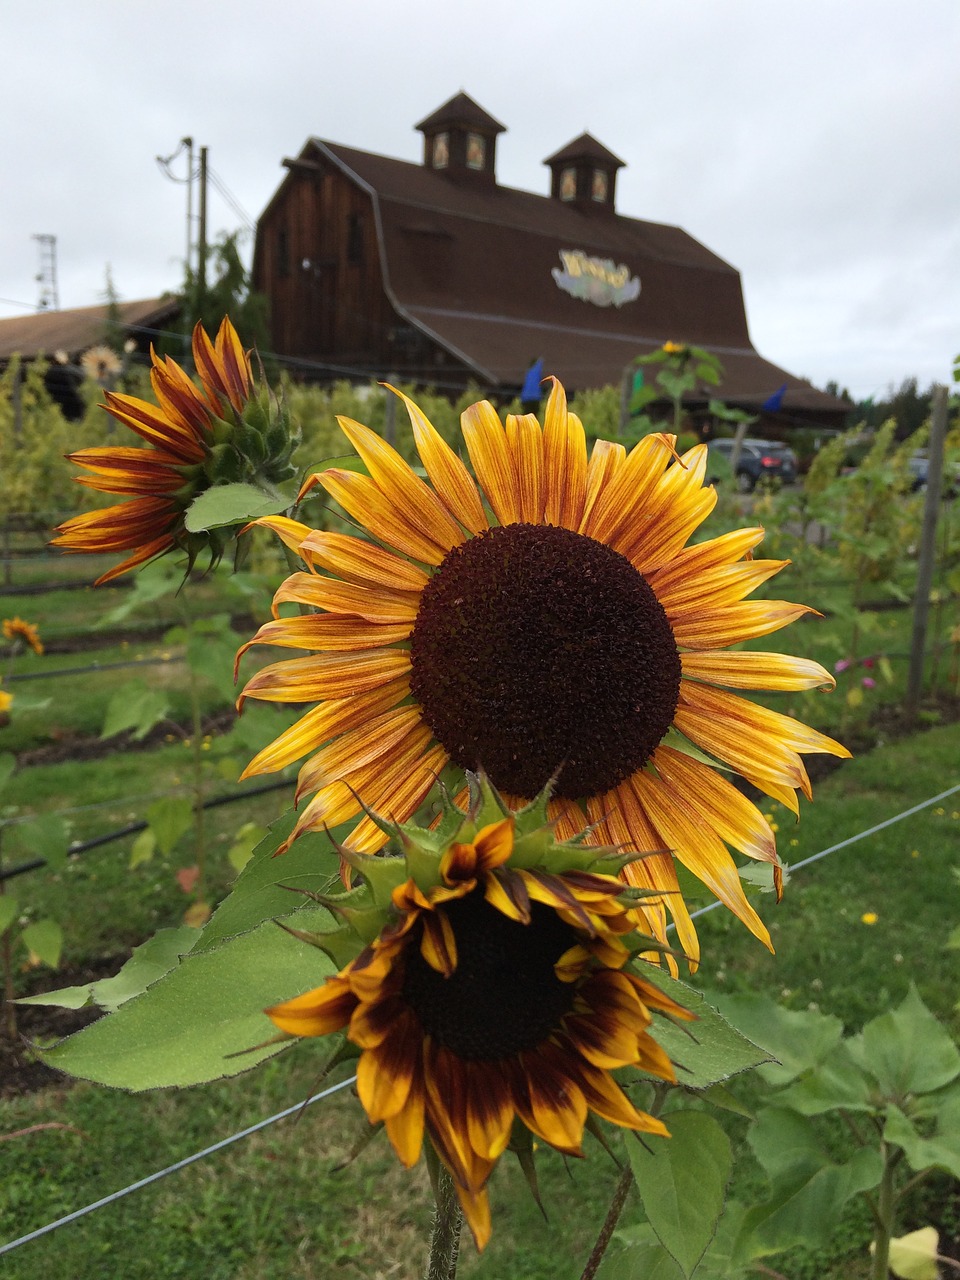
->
[905, 384, 949, 723]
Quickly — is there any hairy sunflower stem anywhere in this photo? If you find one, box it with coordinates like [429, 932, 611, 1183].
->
[579, 1160, 634, 1280]
[871, 1142, 896, 1280]
[580, 1084, 671, 1280]
[424, 1166, 462, 1280]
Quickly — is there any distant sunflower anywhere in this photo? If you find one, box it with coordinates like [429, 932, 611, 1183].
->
[266, 789, 691, 1249]
[238, 380, 848, 962]
[79, 344, 123, 384]
[0, 685, 12, 717]
[52, 319, 255, 584]
[3, 616, 44, 656]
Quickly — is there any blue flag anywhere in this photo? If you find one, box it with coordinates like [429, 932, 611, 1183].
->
[762, 383, 787, 412]
[521, 358, 544, 402]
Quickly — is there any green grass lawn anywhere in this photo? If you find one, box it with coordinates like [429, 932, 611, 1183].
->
[2, 723, 957, 1279]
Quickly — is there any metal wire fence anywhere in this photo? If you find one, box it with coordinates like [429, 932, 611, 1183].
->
[2, 778, 958, 1258]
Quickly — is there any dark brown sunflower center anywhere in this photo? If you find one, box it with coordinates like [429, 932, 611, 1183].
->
[401, 891, 578, 1060]
[410, 522, 681, 799]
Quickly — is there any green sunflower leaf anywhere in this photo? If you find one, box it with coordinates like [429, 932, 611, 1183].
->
[184, 482, 288, 533]
[43, 919, 335, 1090]
[146, 797, 193, 857]
[849, 985, 960, 1097]
[21, 919, 63, 969]
[708, 995, 844, 1086]
[194, 811, 343, 952]
[633, 968, 774, 1089]
[733, 1145, 883, 1263]
[628, 1110, 732, 1278]
[4, 812, 70, 870]
[101, 684, 170, 741]
[883, 1102, 960, 1179]
[19, 925, 200, 1012]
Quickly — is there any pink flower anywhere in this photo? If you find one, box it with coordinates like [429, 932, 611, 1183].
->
[834, 658, 851, 673]
[862, 676, 876, 689]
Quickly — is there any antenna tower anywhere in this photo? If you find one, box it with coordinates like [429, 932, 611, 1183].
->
[33, 234, 60, 311]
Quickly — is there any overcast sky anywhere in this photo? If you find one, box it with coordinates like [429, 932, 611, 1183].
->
[2, 0, 957, 401]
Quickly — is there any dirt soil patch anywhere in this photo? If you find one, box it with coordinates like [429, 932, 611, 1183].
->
[1, 955, 124, 1099]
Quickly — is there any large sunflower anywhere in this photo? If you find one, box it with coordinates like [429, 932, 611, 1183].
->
[266, 786, 691, 1250]
[238, 380, 848, 963]
[52, 319, 256, 584]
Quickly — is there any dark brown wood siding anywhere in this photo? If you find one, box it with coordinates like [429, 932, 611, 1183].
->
[254, 156, 396, 367]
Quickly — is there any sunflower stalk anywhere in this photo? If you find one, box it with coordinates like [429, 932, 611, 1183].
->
[579, 1082, 671, 1280]
[424, 1164, 463, 1280]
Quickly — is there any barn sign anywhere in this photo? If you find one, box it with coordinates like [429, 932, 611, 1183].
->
[552, 249, 641, 309]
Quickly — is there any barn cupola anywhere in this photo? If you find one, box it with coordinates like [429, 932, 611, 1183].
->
[416, 91, 506, 184]
[544, 133, 625, 212]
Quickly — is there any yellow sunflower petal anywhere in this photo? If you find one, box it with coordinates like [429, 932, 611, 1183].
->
[580, 433, 673, 549]
[420, 909, 458, 975]
[506, 412, 546, 523]
[577, 1061, 669, 1135]
[646, 525, 766, 590]
[578, 437, 625, 534]
[454, 1183, 492, 1253]
[235, 617, 411, 672]
[293, 706, 425, 796]
[463, 1060, 514, 1161]
[472, 817, 516, 871]
[681, 650, 835, 691]
[655, 558, 792, 614]
[271, 572, 419, 624]
[629, 769, 773, 950]
[671, 600, 816, 649]
[101, 389, 206, 460]
[541, 378, 588, 528]
[356, 1023, 419, 1122]
[238, 648, 410, 708]
[238, 677, 409, 778]
[461, 399, 522, 525]
[265, 975, 355, 1037]
[336, 414, 466, 552]
[343, 743, 449, 854]
[519, 1045, 587, 1153]
[384, 1073, 425, 1167]
[248, 514, 315, 559]
[389, 385, 488, 534]
[316, 468, 449, 564]
[652, 745, 778, 866]
[297, 529, 430, 591]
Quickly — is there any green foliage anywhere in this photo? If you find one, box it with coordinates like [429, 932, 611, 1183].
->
[167, 229, 271, 359]
[43, 917, 335, 1089]
[0, 357, 125, 520]
[628, 1112, 732, 1277]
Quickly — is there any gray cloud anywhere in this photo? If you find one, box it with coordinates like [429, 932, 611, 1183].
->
[2, 0, 957, 399]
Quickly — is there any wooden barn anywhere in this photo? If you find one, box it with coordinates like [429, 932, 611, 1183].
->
[253, 92, 846, 425]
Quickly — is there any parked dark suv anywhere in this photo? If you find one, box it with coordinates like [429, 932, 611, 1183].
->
[706, 437, 798, 492]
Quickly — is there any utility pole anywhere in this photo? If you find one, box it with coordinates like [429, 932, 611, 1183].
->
[197, 145, 209, 326]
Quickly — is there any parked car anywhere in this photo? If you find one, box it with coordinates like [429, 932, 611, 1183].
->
[706, 437, 798, 492]
[907, 450, 960, 495]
